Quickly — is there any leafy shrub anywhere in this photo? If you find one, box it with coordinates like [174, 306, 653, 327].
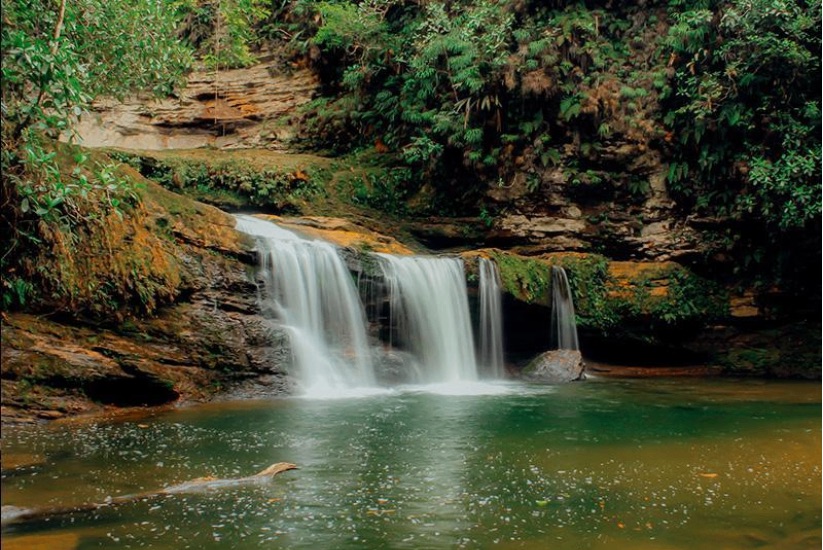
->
[120, 154, 326, 212]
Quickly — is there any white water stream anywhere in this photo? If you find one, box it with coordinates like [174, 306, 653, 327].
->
[235, 215, 375, 396]
[550, 266, 580, 350]
[478, 257, 505, 377]
[235, 215, 541, 396]
[377, 254, 479, 384]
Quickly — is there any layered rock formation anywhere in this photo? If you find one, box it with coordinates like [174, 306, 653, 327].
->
[17, 43, 811, 427]
[1, 180, 292, 422]
[72, 54, 318, 151]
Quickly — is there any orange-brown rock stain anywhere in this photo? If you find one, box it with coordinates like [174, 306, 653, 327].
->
[257, 215, 414, 255]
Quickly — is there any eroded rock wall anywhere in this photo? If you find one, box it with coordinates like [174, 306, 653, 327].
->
[1, 180, 292, 423]
[71, 54, 318, 151]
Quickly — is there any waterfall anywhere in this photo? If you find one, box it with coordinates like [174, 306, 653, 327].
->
[550, 266, 579, 351]
[377, 255, 479, 383]
[478, 258, 505, 377]
[235, 215, 375, 395]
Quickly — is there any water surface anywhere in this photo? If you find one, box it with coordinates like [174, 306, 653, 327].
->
[2, 378, 820, 549]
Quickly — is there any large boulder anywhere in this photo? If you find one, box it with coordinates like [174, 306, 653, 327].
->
[521, 350, 585, 383]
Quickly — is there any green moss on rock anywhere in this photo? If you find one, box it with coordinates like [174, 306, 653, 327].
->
[483, 250, 729, 343]
[111, 150, 329, 212]
[488, 250, 552, 305]
[541, 253, 728, 335]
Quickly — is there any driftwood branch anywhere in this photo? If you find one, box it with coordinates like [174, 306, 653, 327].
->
[1, 462, 298, 527]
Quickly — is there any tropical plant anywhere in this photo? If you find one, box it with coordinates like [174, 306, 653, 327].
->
[662, 0, 821, 230]
[1, 0, 192, 309]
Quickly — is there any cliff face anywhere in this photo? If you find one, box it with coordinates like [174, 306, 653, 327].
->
[1, 180, 291, 422]
[72, 54, 318, 151]
[15, 39, 811, 425]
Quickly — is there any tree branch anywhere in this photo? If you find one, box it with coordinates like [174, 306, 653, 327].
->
[51, 0, 67, 54]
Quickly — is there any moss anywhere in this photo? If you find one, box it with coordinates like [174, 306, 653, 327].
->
[538, 254, 728, 335]
[715, 323, 822, 378]
[541, 253, 617, 330]
[5, 142, 249, 320]
[485, 250, 729, 343]
[719, 347, 780, 376]
[647, 267, 730, 325]
[12, 163, 182, 319]
[488, 250, 552, 305]
[111, 151, 328, 213]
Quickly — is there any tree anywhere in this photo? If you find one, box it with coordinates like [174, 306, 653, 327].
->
[663, 0, 821, 230]
[1, 0, 192, 307]
[2, 0, 191, 140]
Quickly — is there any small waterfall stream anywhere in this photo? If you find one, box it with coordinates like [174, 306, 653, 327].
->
[378, 255, 479, 384]
[478, 258, 505, 377]
[550, 266, 580, 351]
[235, 215, 375, 395]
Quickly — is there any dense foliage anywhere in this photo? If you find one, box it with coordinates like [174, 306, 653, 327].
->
[282, 0, 820, 212]
[1, 0, 191, 310]
[270, 0, 820, 291]
[1, 0, 819, 310]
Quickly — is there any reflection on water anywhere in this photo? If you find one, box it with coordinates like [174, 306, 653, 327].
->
[1, 378, 820, 549]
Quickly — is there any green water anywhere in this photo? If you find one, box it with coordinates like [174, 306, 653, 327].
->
[2, 378, 820, 549]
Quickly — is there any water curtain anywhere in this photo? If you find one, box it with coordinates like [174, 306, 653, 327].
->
[550, 266, 579, 351]
[478, 257, 505, 377]
[377, 254, 479, 383]
[235, 215, 375, 394]
[237, 216, 505, 390]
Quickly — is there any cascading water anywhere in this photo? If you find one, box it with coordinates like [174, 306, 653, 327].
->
[377, 255, 479, 384]
[235, 215, 376, 395]
[550, 266, 579, 350]
[478, 258, 505, 378]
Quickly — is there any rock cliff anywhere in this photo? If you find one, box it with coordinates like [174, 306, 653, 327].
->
[10, 45, 810, 426]
[1, 179, 291, 423]
[72, 54, 318, 151]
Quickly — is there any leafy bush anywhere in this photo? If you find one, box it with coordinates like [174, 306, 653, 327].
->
[1, 0, 191, 314]
[176, 0, 270, 69]
[662, 0, 821, 230]
[120, 154, 326, 212]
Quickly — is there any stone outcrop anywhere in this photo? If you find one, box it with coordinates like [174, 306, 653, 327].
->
[71, 54, 319, 151]
[521, 350, 585, 383]
[483, 145, 707, 263]
[1, 179, 292, 423]
[267, 215, 416, 255]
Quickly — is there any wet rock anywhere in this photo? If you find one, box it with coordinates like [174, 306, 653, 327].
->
[522, 350, 585, 383]
[0, 182, 293, 422]
[403, 217, 486, 250]
[269, 215, 415, 255]
[373, 350, 419, 385]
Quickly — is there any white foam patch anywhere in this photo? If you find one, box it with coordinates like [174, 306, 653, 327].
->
[295, 385, 399, 400]
[235, 214, 302, 241]
[401, 380, 554, 397]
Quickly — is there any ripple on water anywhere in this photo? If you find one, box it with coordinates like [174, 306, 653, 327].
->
[0, 379, 819, 549]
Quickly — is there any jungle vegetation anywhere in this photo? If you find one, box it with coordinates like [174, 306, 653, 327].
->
[1, 0, 820, 311]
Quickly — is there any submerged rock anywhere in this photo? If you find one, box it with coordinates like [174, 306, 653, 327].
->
[522, 349, 585, 384]
[373, 350, 420, 385]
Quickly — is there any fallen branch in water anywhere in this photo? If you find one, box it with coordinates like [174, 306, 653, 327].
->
[1, 462, 298, 527]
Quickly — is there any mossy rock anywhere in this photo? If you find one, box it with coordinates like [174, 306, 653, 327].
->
[475, 249, 729, 345]
[486, 250, 553, 305]
[522, 350, 585, 384]
[5, 143, 252, 320]
[110, 149, 333, 213]
[714, 323, 822, 379]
